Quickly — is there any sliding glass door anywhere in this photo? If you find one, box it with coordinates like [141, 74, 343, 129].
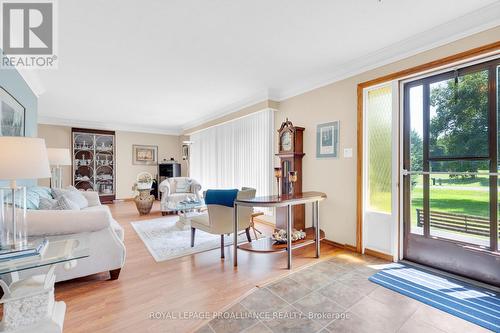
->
[403, 58, 500, 285]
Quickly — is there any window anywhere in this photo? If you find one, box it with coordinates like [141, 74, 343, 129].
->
[189, 109, 274, 198]
[366, 85, 393, 214]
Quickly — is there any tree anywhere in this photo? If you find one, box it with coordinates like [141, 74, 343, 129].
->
[410, 129, 422, 187]
[410, 129, 423, 171]
[429, 70, 489, 174]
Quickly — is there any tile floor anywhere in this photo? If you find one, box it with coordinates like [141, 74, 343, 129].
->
[196, 253, 491, 333]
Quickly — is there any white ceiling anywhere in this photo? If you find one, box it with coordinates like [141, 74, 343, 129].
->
[35, 0, 500, 134]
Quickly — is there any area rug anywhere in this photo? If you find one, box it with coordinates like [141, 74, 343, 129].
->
[131, 216, 253, 262]
[368, 263, 500, 332]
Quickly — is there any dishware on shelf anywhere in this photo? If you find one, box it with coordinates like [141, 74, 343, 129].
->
[73, 130, 115, 202]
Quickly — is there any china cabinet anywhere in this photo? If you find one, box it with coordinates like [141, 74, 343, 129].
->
[72, 128, 115, 203]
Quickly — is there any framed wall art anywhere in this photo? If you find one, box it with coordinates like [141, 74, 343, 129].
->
[133, 144, 158, 165]
[0, 86, 25, 137]
[316, 121, 339, 158]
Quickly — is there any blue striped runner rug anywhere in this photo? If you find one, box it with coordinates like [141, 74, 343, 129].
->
[368, 263, 500, 332]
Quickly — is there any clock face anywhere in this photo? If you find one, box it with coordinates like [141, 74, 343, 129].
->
[281, 131, 292, 151]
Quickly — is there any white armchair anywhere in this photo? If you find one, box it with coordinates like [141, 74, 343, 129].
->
[159, 177, 202, 215]
[190, 188, 255, 258]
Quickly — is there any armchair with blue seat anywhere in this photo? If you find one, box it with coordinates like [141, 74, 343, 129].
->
[190, 188, 255, 258]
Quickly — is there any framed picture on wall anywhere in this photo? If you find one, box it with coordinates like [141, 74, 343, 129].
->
[0, 86, 25, 136]
[133, 144, 158, 165]
[316, 121, 339, 158]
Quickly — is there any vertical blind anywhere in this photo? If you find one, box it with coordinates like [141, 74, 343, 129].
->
[190, 109, 274, 198]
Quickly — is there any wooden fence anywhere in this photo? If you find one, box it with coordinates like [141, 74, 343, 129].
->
[416, 209, 490, 237]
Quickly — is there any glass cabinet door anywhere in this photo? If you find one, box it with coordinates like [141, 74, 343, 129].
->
[72, 130, 115, 201]
[95, 134, 114, 196]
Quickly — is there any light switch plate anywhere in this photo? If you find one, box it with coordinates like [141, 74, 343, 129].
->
[343, 148, 353, 158]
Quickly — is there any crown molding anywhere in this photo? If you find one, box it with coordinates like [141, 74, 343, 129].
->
[274, 2, 500, 100]
[184, 106, 279, 136]
[38, 116, 182, 136]
[181, 90, 275, 132]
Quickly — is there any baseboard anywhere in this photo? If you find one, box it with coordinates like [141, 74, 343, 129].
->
[120, 197, 159, 202]
[344, 244, 358, 252]
[364, 248, 394, 262]
[254, 216, 276, 228]
[322, 239, 358, 253]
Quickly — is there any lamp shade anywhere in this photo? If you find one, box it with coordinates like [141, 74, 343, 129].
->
[47, 148, 72, 166]
[0, 137, 51, 180]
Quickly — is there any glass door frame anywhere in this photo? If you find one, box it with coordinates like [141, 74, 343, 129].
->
[402, 57, 500, 285]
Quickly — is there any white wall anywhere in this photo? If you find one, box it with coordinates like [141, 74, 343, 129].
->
[37, 124, 72, 188]
[115, 130, 182, 199]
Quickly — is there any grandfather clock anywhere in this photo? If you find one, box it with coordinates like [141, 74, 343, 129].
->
[276, 119, 305, 231]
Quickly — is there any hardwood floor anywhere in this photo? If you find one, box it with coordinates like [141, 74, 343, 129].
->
[55, 201, 344, 333]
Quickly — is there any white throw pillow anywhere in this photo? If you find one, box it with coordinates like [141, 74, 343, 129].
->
[169, 180, 177, 193]
[175, 179, 191, 193]
[39, 197, 57, 210]
[52, 186, 88, 209]
[53, 196, 80, 210]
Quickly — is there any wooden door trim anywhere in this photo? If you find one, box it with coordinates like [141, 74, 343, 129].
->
[356, 41, 500, 254]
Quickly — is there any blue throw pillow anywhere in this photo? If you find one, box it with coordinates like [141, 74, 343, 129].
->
[3, 186, 54, 210]
[205, 189, 238, 207]
[29, 186, 53, 200]
[27, 187, 53, 210]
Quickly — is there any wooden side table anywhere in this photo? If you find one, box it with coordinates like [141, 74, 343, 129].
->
[233, 192, 327, 269]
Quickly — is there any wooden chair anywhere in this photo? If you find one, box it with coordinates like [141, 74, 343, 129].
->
[239, 212, 264, 240]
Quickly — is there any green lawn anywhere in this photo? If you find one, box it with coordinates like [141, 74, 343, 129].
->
[369, 178, 499, 244]
[370, 187, 490, 216]
[415, 171, 491, 188]
[413, 187, 489, 216]
[369, 183, 492, 225]
[410, 186, 490, 226]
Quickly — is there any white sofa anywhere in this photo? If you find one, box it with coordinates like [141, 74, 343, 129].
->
[18, 191, 126, 282]
[159, 177, 202, 214]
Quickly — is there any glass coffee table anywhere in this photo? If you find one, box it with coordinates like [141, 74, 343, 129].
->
[165, 200, 206, 230]
[0, 234, 90, 333]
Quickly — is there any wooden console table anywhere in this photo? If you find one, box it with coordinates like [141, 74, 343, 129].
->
[233, 191, 327, 269]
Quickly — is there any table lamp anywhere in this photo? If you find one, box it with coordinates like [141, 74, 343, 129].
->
[0, 137, 51, 248]
[47, 148, 72, 188]
[182, 140, 193, 177]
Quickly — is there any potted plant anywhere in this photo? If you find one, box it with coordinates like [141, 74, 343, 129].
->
[132, 172, 155, 215]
